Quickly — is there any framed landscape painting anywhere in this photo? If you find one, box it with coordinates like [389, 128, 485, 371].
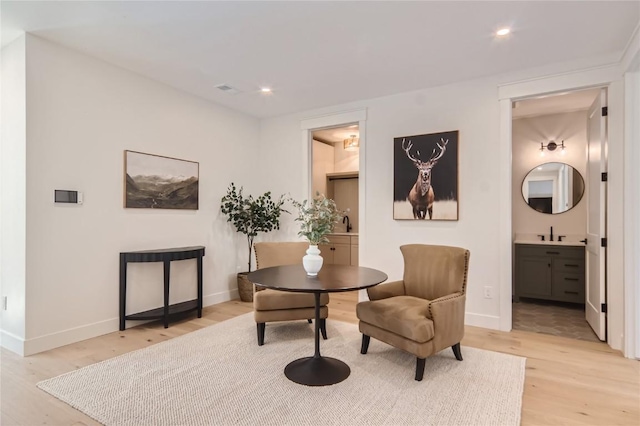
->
[124, 150, 199, 210]
[393, 130, 458, 220]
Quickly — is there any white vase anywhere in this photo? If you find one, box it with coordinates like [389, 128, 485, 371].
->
[303, 244, 323, 276]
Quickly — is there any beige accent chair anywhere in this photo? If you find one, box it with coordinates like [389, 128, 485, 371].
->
[253, 242, 329, 346]
[356, 244, 470, 381]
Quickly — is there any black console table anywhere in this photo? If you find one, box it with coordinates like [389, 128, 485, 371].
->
[119, 246, 205, 330]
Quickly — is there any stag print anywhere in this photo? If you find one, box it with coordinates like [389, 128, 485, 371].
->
[402, 138, 448, 219]
[393, 131, 458, 221]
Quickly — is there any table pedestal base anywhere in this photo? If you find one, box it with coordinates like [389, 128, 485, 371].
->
[284, 356, 350, 386]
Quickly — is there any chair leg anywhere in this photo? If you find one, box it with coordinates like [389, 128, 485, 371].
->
[257, 323, 265, 346]
[452, 343, 463, 361]
[360, 334, 370, 354]
[319, 318, 328, 340]
[307, 319, 312, 324]
[415, 357, 426, 381]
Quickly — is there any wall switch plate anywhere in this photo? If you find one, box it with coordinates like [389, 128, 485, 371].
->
[3, 296, 7, 310]
[483, 286, 493, 299]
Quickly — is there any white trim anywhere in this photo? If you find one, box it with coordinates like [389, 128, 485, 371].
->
[499, 99, 513, 332]
[498, 66, 626, 349]
[498, 64, 620, 101]
[466, 312, 501, 330]
[23, 317, 118, 356]
[624, 68, 640, 359]
[0, 329, 25, 356]
[300, 109, 367, 131]
[203, 289, 238, 308]
[18, 290, 236, 356]
[357, 119, 367, 264]
[300, 109, 369, 301]
[620, 22, 640, 73]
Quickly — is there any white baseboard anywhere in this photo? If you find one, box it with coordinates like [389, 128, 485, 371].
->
[465, 312, 501, 330]
[19, 289, 239, 357]
[1, 329, 25, 356]
[203, 288, 238, 307]
[24, 318, 119, 356]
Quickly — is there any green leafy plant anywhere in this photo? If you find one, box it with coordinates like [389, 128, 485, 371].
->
[291, 193, 343, 245]
[220, 183, 288, 272]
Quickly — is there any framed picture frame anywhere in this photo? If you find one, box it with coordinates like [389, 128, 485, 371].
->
[393, 130, 459, 220]
[124, 150, 199, 210]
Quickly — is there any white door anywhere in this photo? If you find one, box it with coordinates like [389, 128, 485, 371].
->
[586, 88, 607, 341]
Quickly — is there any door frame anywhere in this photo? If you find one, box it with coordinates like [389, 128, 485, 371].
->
[497, 64, 627, 350]
[623, 55, 640, 359]
[300, 109, 367, 295]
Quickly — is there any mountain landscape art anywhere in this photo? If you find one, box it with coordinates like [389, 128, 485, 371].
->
[124, 150, 199, 210]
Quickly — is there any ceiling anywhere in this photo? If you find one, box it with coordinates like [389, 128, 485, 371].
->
[313, 125, 359, 145]
[2, 1, 638, 118]
[513, 88, 601, 119]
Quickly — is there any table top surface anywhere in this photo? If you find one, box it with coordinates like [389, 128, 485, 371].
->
[120, 246, 205, 254]
[247, 264, 388, 293]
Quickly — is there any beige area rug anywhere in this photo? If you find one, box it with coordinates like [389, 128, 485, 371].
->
[38, 313, 525, 425]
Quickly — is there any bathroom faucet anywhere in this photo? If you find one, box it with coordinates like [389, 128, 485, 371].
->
[343, 215, 352, 233]
[550, 226, 554, 242]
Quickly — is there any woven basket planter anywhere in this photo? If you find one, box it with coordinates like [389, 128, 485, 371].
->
[237, 272, 254, 302]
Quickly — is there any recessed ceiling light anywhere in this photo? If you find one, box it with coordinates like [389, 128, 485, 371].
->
[260, 87, 272, 93]
[496, 28, 510, 37]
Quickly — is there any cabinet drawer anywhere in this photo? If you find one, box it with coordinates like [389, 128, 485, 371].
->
[326, 235, 350, 245]
[516, 245, 584, 259]
[351, 235, 359, 245]
[552, 272, 585, 302]
[553, 257, 585, 273]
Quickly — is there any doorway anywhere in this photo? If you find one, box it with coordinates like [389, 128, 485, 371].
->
[311, 124, 360, 233]
[308, 124, 360, 268]
[510, 88, 607, 343]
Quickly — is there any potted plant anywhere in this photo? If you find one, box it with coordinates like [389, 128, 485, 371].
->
[221, 183, 287, 301]
[291, 193, 343, 275]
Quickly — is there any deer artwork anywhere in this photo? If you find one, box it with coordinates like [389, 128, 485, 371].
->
[401, 137, 449, 219]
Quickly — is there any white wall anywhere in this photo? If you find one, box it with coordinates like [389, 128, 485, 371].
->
[332, 178, 359, 233]
[17, 36, 260, 355]
[334, 141, 359, 172]
[260, 77, 505, 328]
[512, 111, 588, 239]
[311, 140, 334, 196]
[0, 36, 27, 354]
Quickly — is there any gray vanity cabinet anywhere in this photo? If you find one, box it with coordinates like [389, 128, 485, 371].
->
[515, 244, 585, 304]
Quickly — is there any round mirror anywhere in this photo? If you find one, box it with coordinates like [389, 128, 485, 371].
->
[521, 162, 585, 214]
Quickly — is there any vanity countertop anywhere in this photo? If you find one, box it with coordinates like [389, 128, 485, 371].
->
[328, 232, 359, 236]
[514, 239, 585, 247]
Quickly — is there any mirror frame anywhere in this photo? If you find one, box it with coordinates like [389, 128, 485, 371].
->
[521, 162, 585, 215]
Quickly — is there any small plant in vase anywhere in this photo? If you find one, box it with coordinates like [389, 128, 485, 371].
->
[221, 183, 288, 301]
[291, 193, 343, 276]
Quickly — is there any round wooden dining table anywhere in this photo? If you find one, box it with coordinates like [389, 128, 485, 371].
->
[247, 264, 388, 386]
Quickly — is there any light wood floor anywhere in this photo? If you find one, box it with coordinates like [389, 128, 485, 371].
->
[2, 293, 638, 425]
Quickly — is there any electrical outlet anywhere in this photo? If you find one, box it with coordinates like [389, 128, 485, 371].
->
[483, 286, 493, 299]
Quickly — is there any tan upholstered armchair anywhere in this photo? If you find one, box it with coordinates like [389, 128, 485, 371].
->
[356, 244, 470, 381]
[253, 242, 329, 346]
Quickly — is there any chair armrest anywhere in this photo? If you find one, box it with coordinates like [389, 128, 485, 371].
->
[427, 292, 466, 351]
[366, 280, 406, 301]
[427, 292, 464, 319]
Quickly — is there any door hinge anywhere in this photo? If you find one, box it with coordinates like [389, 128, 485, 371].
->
[601, 238, 607, 247]
[601, 172, 608, 182]
[602, 106, 608, 116]
[601, 303, 607, 313]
